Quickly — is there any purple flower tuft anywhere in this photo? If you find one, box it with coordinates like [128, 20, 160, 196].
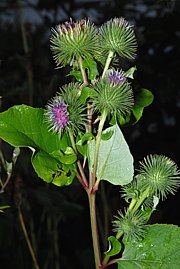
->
[107, 69, 126, 85]
[45, 98, 70, 133]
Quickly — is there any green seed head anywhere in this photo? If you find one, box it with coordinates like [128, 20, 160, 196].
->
[113, 210, 146, 242]
[99, 17, 137, 60]
[138, 155, 180, 200]
[93, 69, 134, 116]
[50, 18, 99, 66]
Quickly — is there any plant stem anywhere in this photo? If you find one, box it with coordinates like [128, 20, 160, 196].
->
[18, 206, 40, 269]
[78, 57, 93, 134]
[131, 187, 151, 213]
[87, 111, 108, 269]
[78, 57, 89, 86]
[88, 193, 101, 269]
[101, 51, 114, 80]
[92, 110, 107, 187]
[0, 172, 11, 193]
[68, 130, 88, 188]
[127, 198, 137, 212]
[0, 148, 6, 171]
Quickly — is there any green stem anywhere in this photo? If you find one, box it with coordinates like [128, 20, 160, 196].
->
[68, 130, 88, 188]
[0, 149, 7, 171]
[18, 206, 40, 269]
[78, 57, 93, 134]
[131, 187, 151, 213]
[88, 193, 101, 269]
[101, 51, 114, 80]
[92, 110, 107, 187]
[0, 172, 11, 193]
[102, 255, 110, 268]
[78, 57, 89, 86]
[127, 198, 137, 212]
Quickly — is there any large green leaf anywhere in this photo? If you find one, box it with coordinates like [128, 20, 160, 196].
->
[0, 105, 76, 185]
[117, 224, 180, 269]
[88, 124, 134, 185]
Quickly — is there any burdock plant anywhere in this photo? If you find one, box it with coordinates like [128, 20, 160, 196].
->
[0, 17, 180, 269]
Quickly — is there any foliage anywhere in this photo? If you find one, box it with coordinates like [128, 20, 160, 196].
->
[118, 224, 180, 269]
[0, 1, 180, 269]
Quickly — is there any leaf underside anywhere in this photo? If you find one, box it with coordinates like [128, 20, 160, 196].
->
[88, 124, 134, 185]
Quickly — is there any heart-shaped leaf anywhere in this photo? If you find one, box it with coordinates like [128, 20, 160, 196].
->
[0, 105, 76, 185]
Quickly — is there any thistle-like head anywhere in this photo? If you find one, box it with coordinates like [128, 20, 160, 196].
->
[93, 69, 134, 117]
[50, 18, 99, 66]
[138, 155, 180, 200]
[44, 83, 86, 134]
[113, 210, 146, 242]
[99, 17, 137, 60]
[45, 97, 70, 134]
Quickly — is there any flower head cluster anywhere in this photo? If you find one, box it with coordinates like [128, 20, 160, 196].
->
[113, 210, 146, 242]
[93, 69, 134, 117]
[50, 18, 98, 66]
[138, 155, 180, 200]
[44, 83, 85, 134]
[99, 17, 137, 60]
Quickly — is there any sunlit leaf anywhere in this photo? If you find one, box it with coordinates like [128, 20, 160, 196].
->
[88, 124, 134, 185]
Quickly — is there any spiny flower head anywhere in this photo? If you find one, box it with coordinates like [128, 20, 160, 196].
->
[45, 97, 70, 133]
[93, 69, 134, 117]
[44, 83, 86, 134]
[113, 210, 146, 242]
[50, 18, 99, 66]
[99, 17, 137, 60]
[138, 154, 180, 200]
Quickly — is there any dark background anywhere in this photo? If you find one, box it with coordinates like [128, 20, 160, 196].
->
[0, 0, 180, 268]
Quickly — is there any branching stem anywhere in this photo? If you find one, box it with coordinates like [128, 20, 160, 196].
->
[68, 130, 88, 188]
[92, 110, 107, 187]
